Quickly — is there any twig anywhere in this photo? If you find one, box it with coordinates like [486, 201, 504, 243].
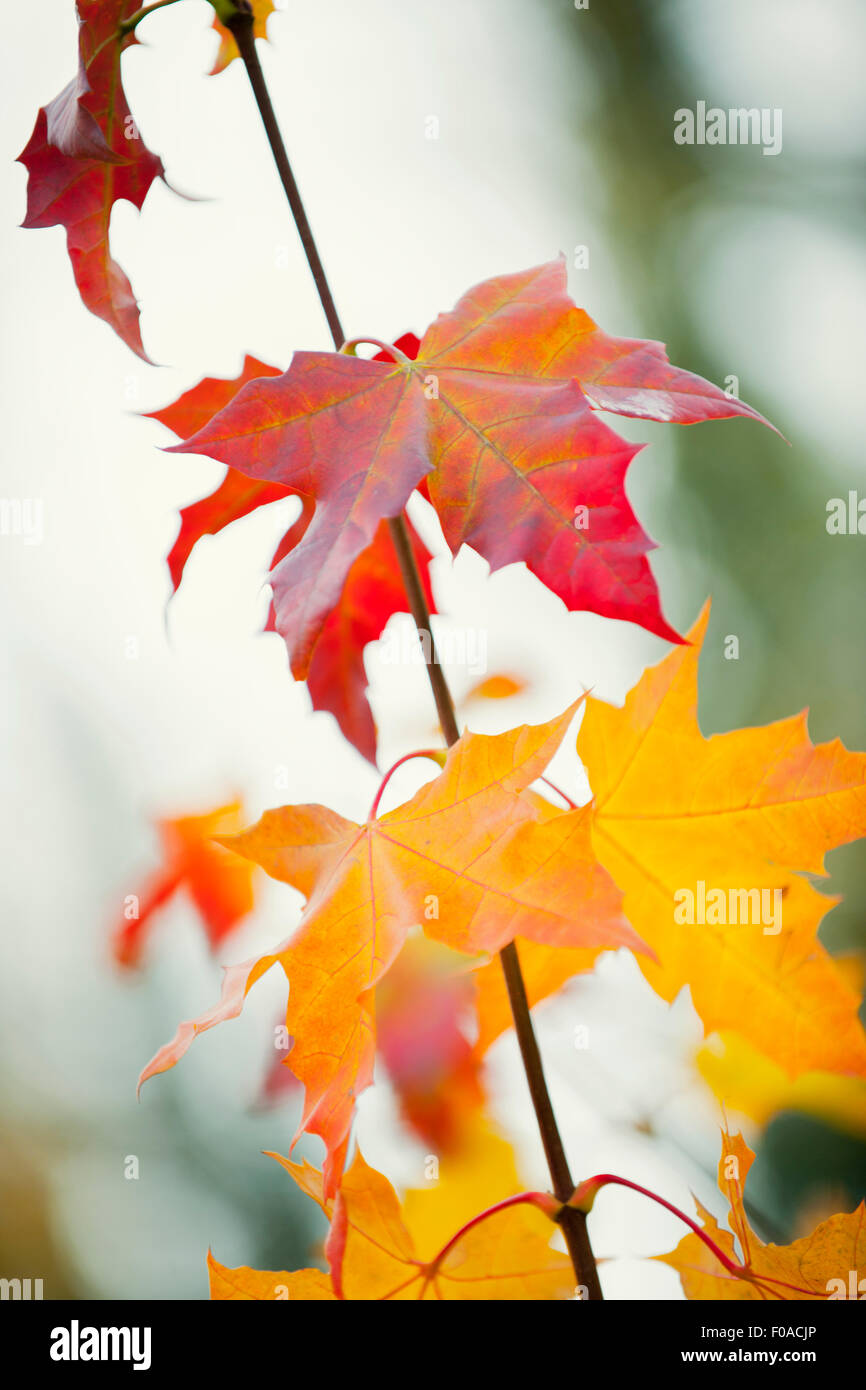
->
[226, 6, 603, 1299]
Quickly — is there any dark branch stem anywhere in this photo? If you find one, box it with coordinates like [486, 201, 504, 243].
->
[385, 513, 460, 746]
[228, 8, 344, 349]
[228, 7, 602, 1299]
[499, 941, 603, 1298]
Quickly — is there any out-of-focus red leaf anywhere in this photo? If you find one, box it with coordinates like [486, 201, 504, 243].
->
[112, 802, 255, 968]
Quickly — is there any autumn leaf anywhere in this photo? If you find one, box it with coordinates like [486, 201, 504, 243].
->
[147, 354, 287, 593]
[474, 936, 601, 1057]
[112, 802, 255, 968]
[138, 707, 641, 1195]
[374, 934, 484, 1151]
[697, 1031, 866, 1142]
[166, 349, 434, 675]
[207, 1254, 336, 1301]
[168, 268, 709, 660]
[149, 356, 437, 762]
[257, 934, 480, 1143]
[578, 601, 866, 1079]
[17, 1, 163, 358]
[254, 1144, 572, 1301]
[294, 517, 436, 764]
[658, 1129, 866, 1300]
[168, 262, 773, 653]
[398, 1112, 549, 1260]
[427, 258, 774, 428]
[464, 674, 528, 702]
[208, 1, 277, 76]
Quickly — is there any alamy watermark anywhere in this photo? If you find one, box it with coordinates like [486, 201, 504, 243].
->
[673, 881, 783, 935]
[0, 1276, 43, 1299]
[0, 497, 43, 545]
[50, 1321, 151, 1371]
[379, 624, 488, 676]
[674, 102, 782, 157]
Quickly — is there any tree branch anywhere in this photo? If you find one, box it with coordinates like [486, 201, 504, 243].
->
[226, 6, 603, 1299]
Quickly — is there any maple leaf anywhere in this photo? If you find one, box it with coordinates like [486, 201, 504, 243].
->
[149, 355, 436, 761]
[474, 936, 601, 1056]
[168, 272, 690, 659]
[112, 802, 255, 968]
[147, 355, 287, 594]
[426, 258, 774, 427]
[167, 263, 774, 653]
[208, 1, 277, 76]
[658, 1129, 866, 1300]
[285, 516, 436, 763]
[373, 935, 484, 1151]
[17, 2, 164, 359]
[165, 351, 433, 674]
[252, 1143, 572, 1301]
[207, 1255, 336, 1301]
[577, 602, 866, 1079]
[696, 1030, 866, 1141]
[138, 707, 642, 1195]
[257, 934, 481, 1143]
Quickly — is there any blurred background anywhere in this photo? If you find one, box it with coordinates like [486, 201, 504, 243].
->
[1, 0, 865, 1299]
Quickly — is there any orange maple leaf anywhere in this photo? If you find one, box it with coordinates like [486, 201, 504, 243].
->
[112, 802, 255, 968]
[138, 707, 641, 1195]
[578, 602, 866, 1079]
[658, 1129, 866, 1300]
[210, 1134, 572, 1301]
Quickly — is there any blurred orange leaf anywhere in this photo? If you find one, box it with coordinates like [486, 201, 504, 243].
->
[209, 1, 277, 76]
[464, 674, 528, 702]
[112, 802, 255, 968]
[697, 1031, 866, 1141]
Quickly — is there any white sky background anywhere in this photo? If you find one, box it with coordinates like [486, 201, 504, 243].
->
[1, 0, 864, 1299]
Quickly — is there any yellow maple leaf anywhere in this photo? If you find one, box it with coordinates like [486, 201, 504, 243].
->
[697, 1031, 866, 1140]
[578, 602, 866, 1079]
[658, 1129, 866, 1300]
[258, 1137, 572, 1301]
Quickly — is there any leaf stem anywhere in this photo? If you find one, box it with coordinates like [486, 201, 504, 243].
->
[539, 774, 578, 810]
[119, 0, 182, 37]
[227, 5, 603, 1299]
[569, 1173, 819, 1298]
[368, 750, 445, 820]
[227, 8, 344, 350]
[342, 338, 412, 364]
[425, 1190, 562, 1280]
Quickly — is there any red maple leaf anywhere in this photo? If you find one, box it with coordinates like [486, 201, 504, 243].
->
[150, 345, 435, 762]
[17, 2, 163, 359]
[164, 263, 772, 649]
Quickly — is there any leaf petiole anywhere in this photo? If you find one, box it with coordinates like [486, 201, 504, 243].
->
[424, 1190, 563, 1282]
[567, 1173, 819, 1298]
[368, 749, 446, 820]
[341, 337, 413, 365]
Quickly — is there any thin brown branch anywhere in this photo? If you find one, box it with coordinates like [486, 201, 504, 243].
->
[227, 5, 602, 1299]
